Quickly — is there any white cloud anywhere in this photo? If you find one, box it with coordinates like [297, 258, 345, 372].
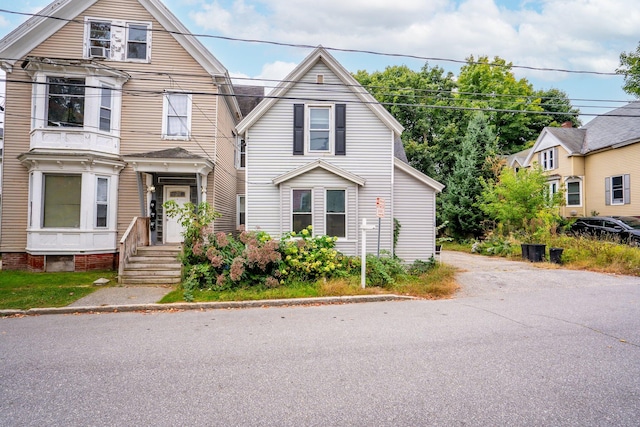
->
[191, 0, 640, 81]
[231, 61, 297, 94]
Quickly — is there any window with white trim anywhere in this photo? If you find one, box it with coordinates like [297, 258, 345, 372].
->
[239, 138, 246, 168]
[99, 86, 113, 132]
[605, 174, 631, 206]
[237, 195, 245, 228]
[612, 175, 624, 204]
[308, 106, 331, 152]
[96, 177, 109, 228]
[326, 189, 346, 237]
[566, 180, 581, 206]
[292, 189, 312, 233]
[47, 77, 85, 127]
[541, 148, 555, 170]
[43, 174, 82, 228]
[88, 21, 111, 58]
[126, 23, 150, 61]
[163, 92, 192, 139]
[547, 180, 559, 201]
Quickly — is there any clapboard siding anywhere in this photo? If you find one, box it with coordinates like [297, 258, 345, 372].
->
[212, 97, 239, 234]
[246, 61, 394, 253]
[0, 70, 32, 252]
[1, 0, 238, 252]
[393, 167, 437, 263]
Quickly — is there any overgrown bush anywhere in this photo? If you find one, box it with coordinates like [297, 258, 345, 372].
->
[471, 234, 516, 256]
[164, 202, 439, 300]
[364, 251, 406, 288]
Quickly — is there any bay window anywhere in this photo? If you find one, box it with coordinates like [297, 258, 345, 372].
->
[43, 174, 81, 228]
[96, 177, 109, 228]
[47, 77, 85, 127]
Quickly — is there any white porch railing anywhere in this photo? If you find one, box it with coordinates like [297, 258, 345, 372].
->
[118, 217, 150, 283]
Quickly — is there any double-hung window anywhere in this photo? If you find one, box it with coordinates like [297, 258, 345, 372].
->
[127, 24, 150, 60]
[163, 92, 191, 139]
[292, 189, 312, 233]
[541, 148, 555, 170]
[605, 174, 631, 205]
[47, 77, 85, 127]
[43, 174, 82, 228]
[237, 195, 246, 228]
[566, 181, 581, 206]
[612, 176, 624, 204]
[239, 139, 246, 168]
[99, 86, 113, 132]
[96, 177, 109, 228]
[309, 107, 331, 152]
[326, 190, 346, 238]
[88, 21, 111, 58]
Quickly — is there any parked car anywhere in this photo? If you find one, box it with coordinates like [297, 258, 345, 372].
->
[569, 216, 640, 246]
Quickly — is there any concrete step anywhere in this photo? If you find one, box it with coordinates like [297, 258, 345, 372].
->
[120, 245, 183, 286]
[123, 262, 182, 270]
[127, 256, 181, 264]
[119, 276, 182, 285]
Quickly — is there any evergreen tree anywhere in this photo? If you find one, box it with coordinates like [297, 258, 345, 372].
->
[441, 112, 497, 239]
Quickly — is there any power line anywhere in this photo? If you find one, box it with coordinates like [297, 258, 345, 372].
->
[0, 7, 623, 77]
[5, 75, 639, 118]
[1, 56, 631, 110]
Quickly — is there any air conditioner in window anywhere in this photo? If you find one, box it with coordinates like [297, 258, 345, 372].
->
[89, 46, 108, 59]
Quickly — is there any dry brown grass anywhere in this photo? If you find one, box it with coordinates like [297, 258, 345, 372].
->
[317, 263, 460, 299]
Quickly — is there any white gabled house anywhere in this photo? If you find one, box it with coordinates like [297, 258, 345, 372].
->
[236, 47, 444, 263]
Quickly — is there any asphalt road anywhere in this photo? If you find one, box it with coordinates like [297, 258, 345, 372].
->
[1, 252, 639, 426]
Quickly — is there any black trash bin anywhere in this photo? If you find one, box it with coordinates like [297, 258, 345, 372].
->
[521, 244, 530, 260]
[528, 244, 546, 262]
[549, 247, 564, 264]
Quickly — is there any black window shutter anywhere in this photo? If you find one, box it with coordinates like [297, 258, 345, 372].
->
[293, 104, 304, 155]
[335, 104, 346, 155]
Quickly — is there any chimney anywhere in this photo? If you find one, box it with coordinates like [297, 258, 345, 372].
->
[561, 121, 573, 128]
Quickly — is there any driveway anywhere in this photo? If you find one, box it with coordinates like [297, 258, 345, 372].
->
[442, 250, 637, 297]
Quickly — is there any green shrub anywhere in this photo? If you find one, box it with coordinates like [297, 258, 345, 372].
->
[365, 251, 406, 288]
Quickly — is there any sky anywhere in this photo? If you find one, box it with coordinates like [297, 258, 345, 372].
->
[1, 0, 640, 124]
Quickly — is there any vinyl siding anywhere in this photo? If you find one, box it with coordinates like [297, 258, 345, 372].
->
[245, 61, 394, 254]
[393, 167, 437, 264]
[583, 143, 640, 216]
[278, 168, 359, 255]
[1, 0, 237, 250]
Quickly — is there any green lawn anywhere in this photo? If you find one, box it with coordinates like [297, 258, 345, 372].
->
[0, 270, 117, 310]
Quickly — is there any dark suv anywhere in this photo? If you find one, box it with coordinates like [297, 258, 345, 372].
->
[569, 216, 640, 246]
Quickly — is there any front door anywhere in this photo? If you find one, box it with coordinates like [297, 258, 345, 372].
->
[164, 185, 190, 243]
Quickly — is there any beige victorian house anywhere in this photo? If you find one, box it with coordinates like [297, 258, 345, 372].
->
[0, 0, 241, 271]
[511, 102, 640, 218]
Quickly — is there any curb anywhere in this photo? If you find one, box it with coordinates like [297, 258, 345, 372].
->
[0, 294, 416, 317]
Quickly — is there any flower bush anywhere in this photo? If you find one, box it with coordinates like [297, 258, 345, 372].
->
[164, 202, 427, 300]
